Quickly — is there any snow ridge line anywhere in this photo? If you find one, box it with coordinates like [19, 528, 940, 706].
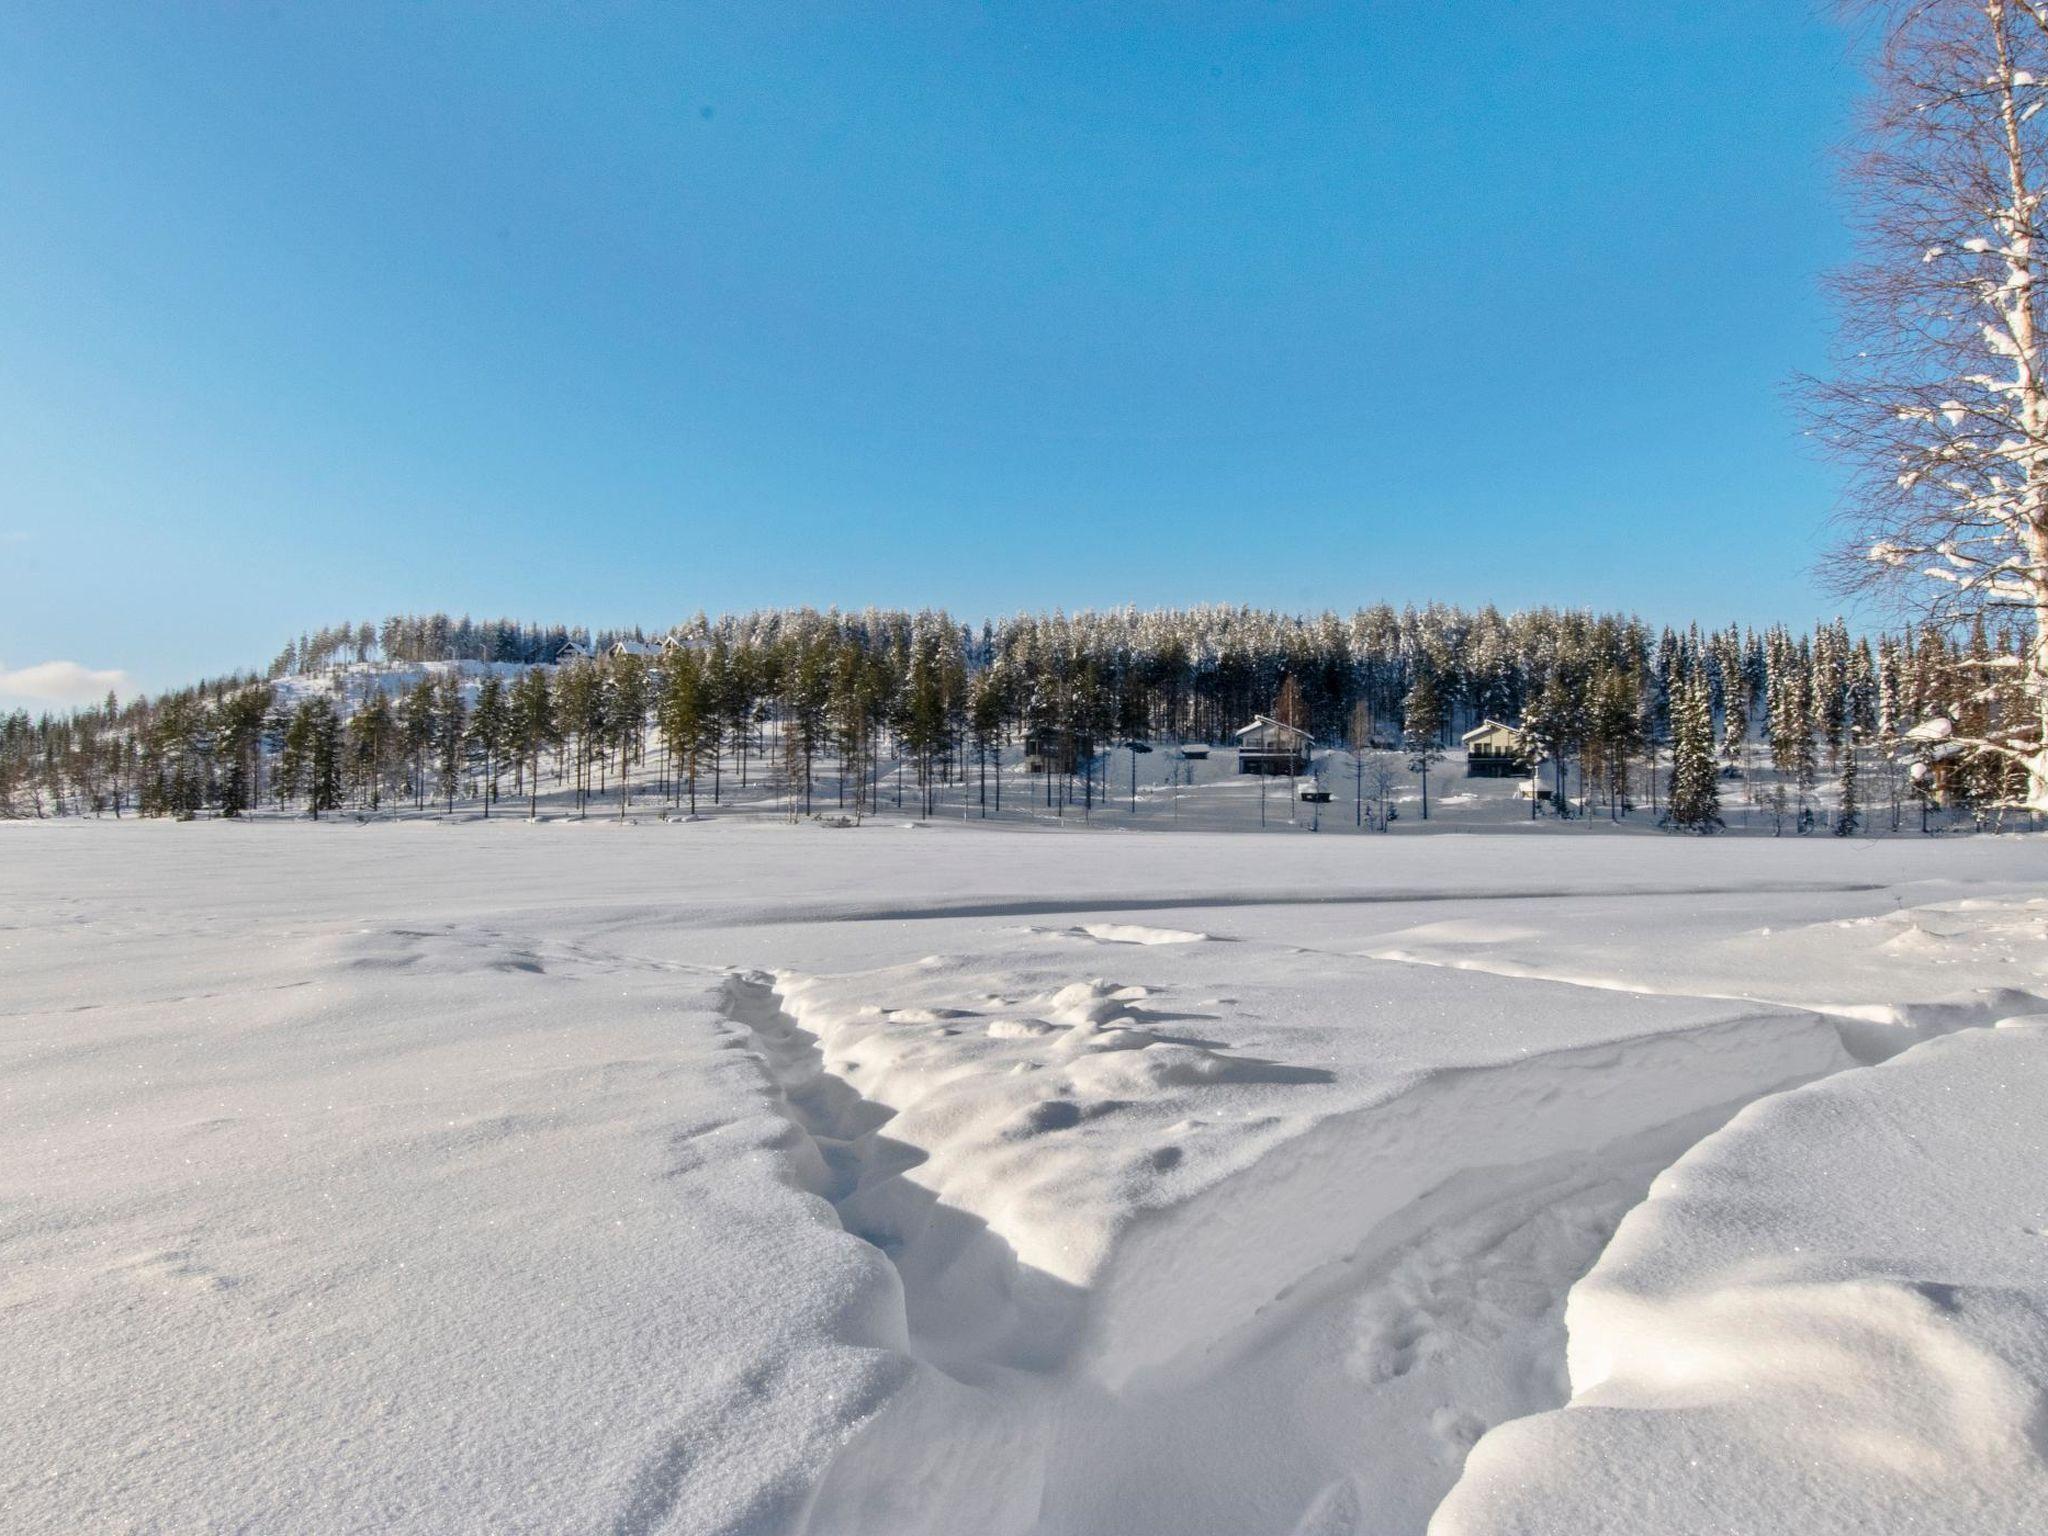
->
[719, 971, 905, 1221]
[720, 978, 1032, 1376]
[1358, 946, 2048, 1064]
[699, 880, 1890, 928]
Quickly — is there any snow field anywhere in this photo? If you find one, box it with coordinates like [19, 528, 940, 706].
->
[4, 821, 2045, 1533]
[2, 915, 907, 1534]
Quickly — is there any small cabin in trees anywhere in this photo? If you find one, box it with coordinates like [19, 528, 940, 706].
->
[1233, 715, 1313, 775]
[1024, 726, 1092, 775]
[550, 638, 595, 664]
[1462, 720, 1532, 778]
[608, 639, 660, 660]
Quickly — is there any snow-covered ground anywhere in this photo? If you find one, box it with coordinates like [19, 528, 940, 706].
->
[4, 820, 2043, 1534]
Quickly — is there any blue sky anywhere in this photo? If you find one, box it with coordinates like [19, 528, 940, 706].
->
[0, 3, 1863, 707]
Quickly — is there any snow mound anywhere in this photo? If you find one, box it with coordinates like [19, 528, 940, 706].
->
[1073, 922, 1211, 945]
[1433, 1020, 2048, 1536]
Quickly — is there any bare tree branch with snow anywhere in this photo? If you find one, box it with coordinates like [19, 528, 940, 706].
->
[1810, 0, 2048, 807]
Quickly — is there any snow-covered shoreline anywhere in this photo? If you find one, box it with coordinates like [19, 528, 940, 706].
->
[4, 823, 2043, 1533]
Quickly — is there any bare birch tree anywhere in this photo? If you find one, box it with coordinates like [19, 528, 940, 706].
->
[1812, 0, 2048, 807]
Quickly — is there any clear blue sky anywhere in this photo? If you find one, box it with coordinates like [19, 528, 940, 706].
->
[0, 3, 1863, 707]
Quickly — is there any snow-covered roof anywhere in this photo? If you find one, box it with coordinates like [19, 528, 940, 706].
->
[1233, 714, 1313, 745]
[1461, 718, 1521, 744]
[609, 640, 660, 658]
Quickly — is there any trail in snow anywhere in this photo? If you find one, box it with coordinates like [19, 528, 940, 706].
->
[719, 945, 1855, 1534]
[732, 918, 2047, 1534]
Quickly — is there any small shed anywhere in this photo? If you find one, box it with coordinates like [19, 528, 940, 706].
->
[1462, 719, 1533, 778]
[1233, 715, 1313, 776]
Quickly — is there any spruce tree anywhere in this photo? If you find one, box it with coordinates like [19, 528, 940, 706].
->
[434, 676, 467, 815]
[603, 656, 648, 819]
[510, 668, 559, 818]
[657, 650, 705, 815]
[468, 676, 509, 817]
[1835, 732, 1862, 837]
[555, 662, 603, 816]
[280, 701, 312, 812]
[1666, 671, 1722, 833]
[1518, 671, 1575, 816]
[348, 691, 397, 812]
[216, 685, 272, 816]
[399, 679, 437, 811]
[308, 697, 343, 817]
[1402, 670, 1445, 820]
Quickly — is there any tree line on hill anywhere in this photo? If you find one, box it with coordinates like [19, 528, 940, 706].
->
[267, 615, 626, 675]
[0, 604, 2035, 832]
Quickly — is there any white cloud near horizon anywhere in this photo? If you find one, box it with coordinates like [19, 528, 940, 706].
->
[0, 659, 137, 706]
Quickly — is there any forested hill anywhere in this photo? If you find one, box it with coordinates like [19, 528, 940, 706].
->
[1, 603, 2036, 821]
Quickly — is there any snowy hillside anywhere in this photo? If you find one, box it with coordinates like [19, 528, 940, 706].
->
[55, 651, 1997, 837]
[6, 822, 2044, 1533]
[14, 603, 2036, 835]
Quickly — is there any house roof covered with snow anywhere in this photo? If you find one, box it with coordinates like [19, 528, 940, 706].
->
[1233, 714, 1313, 746]
[1461, 718, 1523, 745]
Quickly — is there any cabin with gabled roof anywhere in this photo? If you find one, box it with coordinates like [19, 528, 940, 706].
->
[1233, 715, 1313, 775]
[1462, 719, 1533, 778]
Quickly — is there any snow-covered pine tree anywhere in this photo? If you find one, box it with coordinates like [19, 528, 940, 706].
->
[215, 685, 271, 817]
[510, 666, 558, 818]
[1516, 671, 1575, 816]
[399, 679, 436, 811]
[1766, 632, 1817, 828]
[555, 661, 603, 816]
[433, 676, 466, 815]
[1835, 729, 1863, 836]
[1666, 670, 1722, 833]
[308, 696, 343, 817]
[1402, 669, 1446, 820]
[348, 690, 396, 813]
[468, 677, 508, 817]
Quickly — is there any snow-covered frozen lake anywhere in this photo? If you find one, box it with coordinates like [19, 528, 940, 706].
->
[5, 820, 2044, 1534]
